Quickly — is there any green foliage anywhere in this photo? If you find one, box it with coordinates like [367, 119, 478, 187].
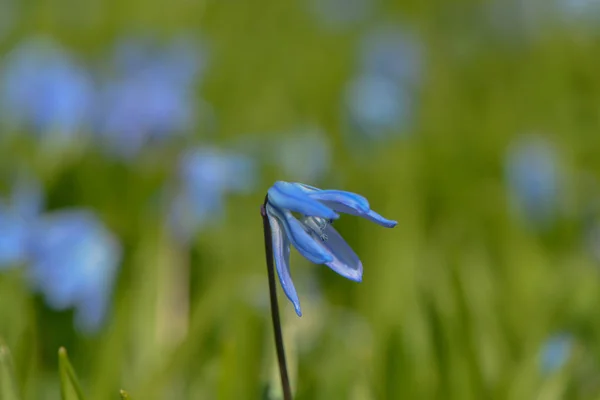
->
[0, 343, 20, 400]
[3, 1, 600, 399]
[58, 348, 85, 400]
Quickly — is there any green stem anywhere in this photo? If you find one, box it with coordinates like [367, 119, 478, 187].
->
[261, 196, 292, 400]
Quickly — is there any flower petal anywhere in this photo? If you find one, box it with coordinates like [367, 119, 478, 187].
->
[268, 181, 339, 220]
[323, 201, 397, 227]
[316, 198, 397, 228]
[267, 210, 302, 316]
[266, 204, 332, 265]
[295, 182, 396, 227]
[318, 224, 363, 282]
[359, 209, 398, 228]
[306, 190, 371, 213]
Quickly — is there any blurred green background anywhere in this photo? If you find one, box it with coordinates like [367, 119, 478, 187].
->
[1, 0, 600, 399]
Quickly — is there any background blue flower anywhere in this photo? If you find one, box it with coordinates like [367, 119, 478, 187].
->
[0, 36, 94, 148]
[94, 36, 208, 159]
[345, 73, 413, 140]
[357, 26, 423, 85]
[168, 147, 257, 241]
[27, 210, 122, 332]
[540, 333, 574, 374]
[343, 25, 424, 143]
[505, 134, 562, 227]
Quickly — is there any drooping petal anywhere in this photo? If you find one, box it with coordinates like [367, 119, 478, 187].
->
[296, 182, 396, 227]
[315, 197, 397, 228]
[267, 210, 302, 316]
[266, 204, 332, 265]
[358, 209, 397, 228]
[306, 189, 371, 214]
[317, 224, 363, 282]
[268, 181, 339, 220]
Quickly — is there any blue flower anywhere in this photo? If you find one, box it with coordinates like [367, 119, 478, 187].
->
[169, 147, 257, 241]
[95, 78, 196, 158]
[111, 34, 207, 89]
[95, 36, 207, 159]
[0, 36, 94, 146]
[505, 135, 562, 227]
[540, 333, 573, 374]
[357, 26, 423, 85]
[0, 176, 43, 268]
[554, 0, 600, 25]
[344, 73, 413, 140]
[28, 210, 121, 332]
[344, 26, 423, 143]
[265, 181, 396, 316]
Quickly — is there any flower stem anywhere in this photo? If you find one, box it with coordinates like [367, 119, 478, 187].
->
[261, 196, 293, 400]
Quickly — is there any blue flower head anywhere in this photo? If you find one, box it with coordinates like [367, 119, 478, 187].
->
[265, 181, 397, 316]
[540, 333, 574, 374]
[169, 147, 256, 241]
[344, 26, 423, 143]
[95, 35, 207, 159]
[505, 134, 561, 227]
[345, 73, 413, 140]
[28, 210, 122, 332]
[358, 26, 423, 85]
[0, 36, 94, 146]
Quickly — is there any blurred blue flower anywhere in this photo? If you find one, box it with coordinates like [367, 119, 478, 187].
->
[505, 135, 562, 227]
[28, 210, 121, 332]
[345, 73, 413, 140]
[271, 129, 331, 183]
[0, 177, 43, 268]
[488, 0, 600, 42]
[95, 36, 207, 159]
[357, 26, 423, 85]
[540, 333, 573, 374]
[111, 35, 207, 88]
[0, 36, 94, 147]
[265, 181, 397, 316]
[308, 0, 374, 30]
[169, 147, 257, 241]
[344, 26, 423, 141]
[554, 0, 600, 25]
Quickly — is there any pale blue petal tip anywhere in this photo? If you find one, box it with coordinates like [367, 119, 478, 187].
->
[294, 305, 303, 317]
[326, 259, 363, 282]
[366, 209, 397, 228]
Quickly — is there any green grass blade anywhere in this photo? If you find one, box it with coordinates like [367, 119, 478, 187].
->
[58, 347, 86, 400]
[0, 344, 20, 400]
